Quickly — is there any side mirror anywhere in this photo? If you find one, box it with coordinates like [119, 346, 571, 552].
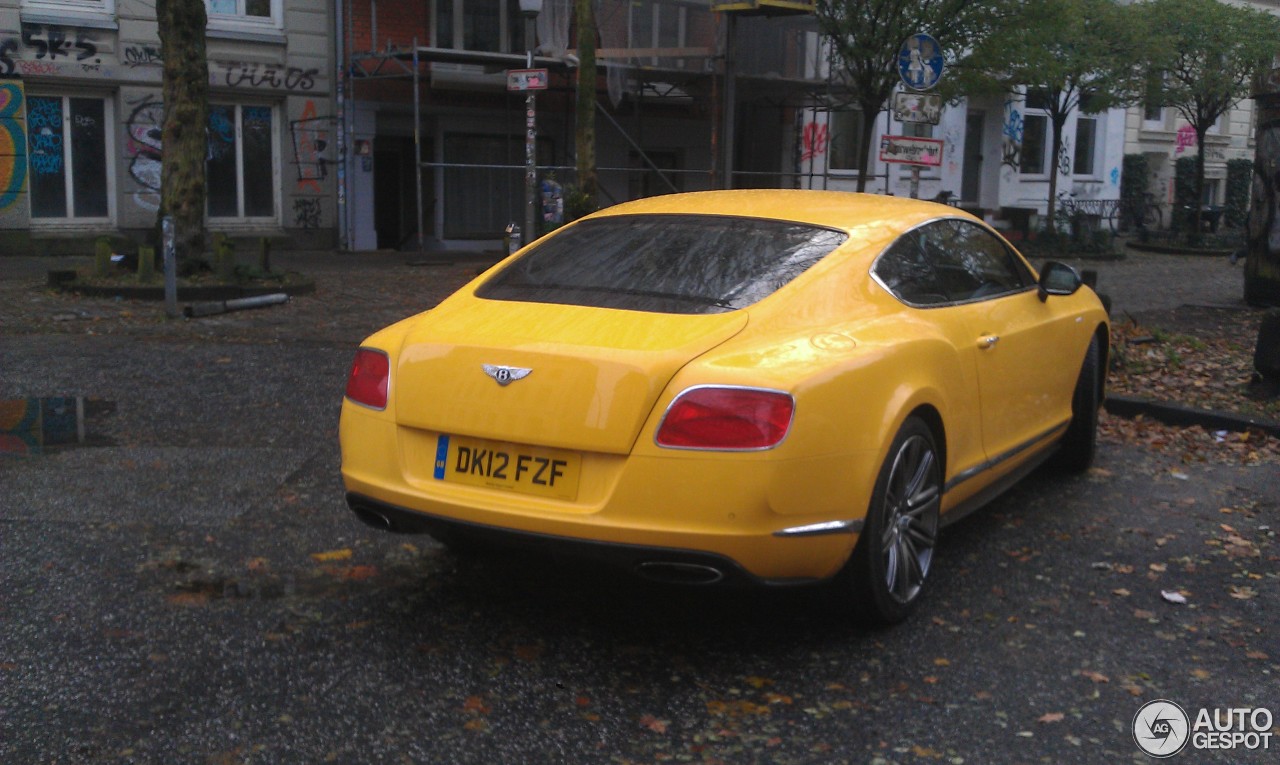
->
[1038, 261, 1083, 302]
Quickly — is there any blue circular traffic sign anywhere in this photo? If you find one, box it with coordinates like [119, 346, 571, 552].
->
[898, 33, 944, 91]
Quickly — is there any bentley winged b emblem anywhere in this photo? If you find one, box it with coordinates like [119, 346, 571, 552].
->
[482, 364, 532, 387]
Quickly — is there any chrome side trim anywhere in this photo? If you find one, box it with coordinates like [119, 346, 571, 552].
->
[773, 519, 864, 537]
[943, 421, 1069, 494]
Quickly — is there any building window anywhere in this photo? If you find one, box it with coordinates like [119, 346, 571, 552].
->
[1143, 104, 1164, 125]
[21, 0, 114, 18]
[1020, 113, 1048, 175]
[1073, 116, 1097, 176]
[630, 1, 687, 66]
[207, 104, 276, 219]
[437, 0, 528, 53]
[27, 95, 111, 220]
[828, 110, 864, 172]
[206, 0, 281, 30]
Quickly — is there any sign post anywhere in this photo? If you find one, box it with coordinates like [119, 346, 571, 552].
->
[893, 33, 945, 199]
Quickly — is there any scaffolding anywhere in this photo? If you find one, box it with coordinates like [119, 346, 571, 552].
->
[339, 0, 843, 254]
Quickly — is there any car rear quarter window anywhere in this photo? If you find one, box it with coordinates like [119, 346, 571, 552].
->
[476, 215, 848, 314]
[873, 219, 1034, 306]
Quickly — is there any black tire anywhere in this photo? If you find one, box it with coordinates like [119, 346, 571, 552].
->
[843, 416, 942, 625]
[1052, 336, 1102, 473]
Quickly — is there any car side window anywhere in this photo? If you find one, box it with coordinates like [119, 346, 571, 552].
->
[872, 231, 950, 306]
[874, 219, 1035, 307]
[916, 220, 1034, 302]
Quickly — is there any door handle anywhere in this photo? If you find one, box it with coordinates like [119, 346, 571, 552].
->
[978, 335, 1000, 349]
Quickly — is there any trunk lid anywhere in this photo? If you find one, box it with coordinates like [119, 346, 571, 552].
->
[393, 298, 748, 454]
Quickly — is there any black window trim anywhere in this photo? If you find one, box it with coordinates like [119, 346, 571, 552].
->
[868, 216, 1038, 309]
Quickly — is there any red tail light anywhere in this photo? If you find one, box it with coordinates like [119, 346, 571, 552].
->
[655, 386, 794, 450]
[346, 348, 390, 410]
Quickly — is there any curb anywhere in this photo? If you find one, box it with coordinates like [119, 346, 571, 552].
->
[1104, 394, 1280, 438]
[52, 273, 316, 301]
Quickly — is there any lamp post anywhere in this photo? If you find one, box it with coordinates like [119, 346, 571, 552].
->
[520, 0, 542, 245]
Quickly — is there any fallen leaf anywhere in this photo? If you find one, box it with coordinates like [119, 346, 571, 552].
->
[1080, 670, 1110, 684]
[463, 696, 490, 714]
[1161, 590, 1188, 605]
[1038, 712, 1065, 724]
[310, 548, 352, 563]
[639, 714, 669, 734]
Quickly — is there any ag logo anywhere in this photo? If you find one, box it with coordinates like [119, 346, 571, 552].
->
[1134, 699, 1190, 758]
[482, 364, 532, 387]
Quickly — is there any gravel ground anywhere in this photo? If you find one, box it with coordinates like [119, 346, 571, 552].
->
[2, 245, 1275, 765]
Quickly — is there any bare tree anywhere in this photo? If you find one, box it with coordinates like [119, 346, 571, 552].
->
[156, 0, 209, 267]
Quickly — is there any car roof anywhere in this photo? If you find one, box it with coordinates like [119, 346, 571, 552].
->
[591, 190, 977, 235]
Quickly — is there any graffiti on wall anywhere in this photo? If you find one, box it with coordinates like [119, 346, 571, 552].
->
[800, 122, 829, 164]
[26, 95, 62, 176]
[0, 80, 27, 211]
[122, 45, 162, 68]
[124, 94, 164, 211]
[19, 24, 100, 62]
[214, 61, 319, 92]
[290, 100, 332, 193]
[1, 24, 116, 79]
[293, 198, 321, 228]
[1002, 98, 1023, 170]
[1175, 123, 1197, 155]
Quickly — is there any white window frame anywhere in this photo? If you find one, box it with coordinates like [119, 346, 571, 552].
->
[1142, 104, 1165, 130]
[27, 92, 116, 227]
[827, 109, 865, 174]
[1019, 111, 1050, 178]
[1072, 114, 1099, 178]
[205, 0, 283, 33]
[21, 0, 113, 15]
[206, 102, 281, 224]
[629, 1, 688, 66]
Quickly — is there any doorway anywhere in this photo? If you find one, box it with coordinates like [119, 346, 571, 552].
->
[373, 135, 432, 250]
[962, 112, 985, 205]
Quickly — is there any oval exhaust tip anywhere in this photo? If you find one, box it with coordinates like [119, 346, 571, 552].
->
[635, 561, 725, 585]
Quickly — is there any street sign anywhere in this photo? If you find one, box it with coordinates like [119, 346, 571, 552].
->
[897, 33, 944, 92]
[507, 68, 548, 92]
[892, 91, 942, 125]
[879, 136, 944, 167]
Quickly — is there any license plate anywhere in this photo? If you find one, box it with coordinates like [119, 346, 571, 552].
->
[433, 434, 581, 501]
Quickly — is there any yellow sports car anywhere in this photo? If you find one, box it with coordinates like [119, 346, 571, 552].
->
[340, 190, 1108, 623]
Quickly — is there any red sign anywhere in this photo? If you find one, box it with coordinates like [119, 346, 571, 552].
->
[507, 69, 548, 92]
[879, 136, 944, 167]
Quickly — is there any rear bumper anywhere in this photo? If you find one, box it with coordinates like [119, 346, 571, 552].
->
[346, 492, 824, 587]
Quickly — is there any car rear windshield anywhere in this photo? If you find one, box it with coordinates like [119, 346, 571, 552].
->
[476, 214, 848, 314]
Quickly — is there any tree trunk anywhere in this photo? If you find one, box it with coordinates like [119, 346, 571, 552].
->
[157, 0, 209, 267]
[857, 105, 881, 193]
[1193, 127, 1208, 242]
[574, 0, 598, 208]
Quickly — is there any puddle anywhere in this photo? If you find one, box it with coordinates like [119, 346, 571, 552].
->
[0, 396, 115, 455]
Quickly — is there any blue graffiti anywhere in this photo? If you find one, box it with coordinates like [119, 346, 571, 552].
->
[1002, 104, 1024, 143]
[207, 105, 234, 160]
[1110, 167, 1120, 186]
[27, 97, 63, 175]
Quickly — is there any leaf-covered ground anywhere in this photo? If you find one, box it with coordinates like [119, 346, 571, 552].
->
[1104, 306, 1280, 465]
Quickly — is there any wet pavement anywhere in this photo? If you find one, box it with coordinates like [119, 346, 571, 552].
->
[1, 248, 1276, 764]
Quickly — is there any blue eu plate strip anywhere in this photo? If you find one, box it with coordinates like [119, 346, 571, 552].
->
[433, 435, 450, 480]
